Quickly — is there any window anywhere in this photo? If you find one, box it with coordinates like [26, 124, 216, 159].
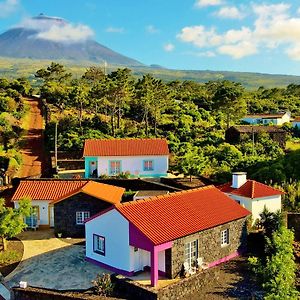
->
[93, 234, 105, 255]
[221, 229, 229, 246]
[109, 160, 121, 175]
[184, 240, 198, 268]
[76, 211, 90, 225]
[143, 160, 154, 171]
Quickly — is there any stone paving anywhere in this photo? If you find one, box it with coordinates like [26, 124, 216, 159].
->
[4, 230, 110, 290]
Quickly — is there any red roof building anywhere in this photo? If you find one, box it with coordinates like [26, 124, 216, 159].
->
[85, 185, 250, 287]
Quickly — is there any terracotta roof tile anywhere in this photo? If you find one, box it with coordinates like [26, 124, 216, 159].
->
[51, 181, 125, 205]
[115, 186, 250, 245]
[218, 180, 284, 199]
[83, 138, 169, 157]
[12, 180, 125, 205]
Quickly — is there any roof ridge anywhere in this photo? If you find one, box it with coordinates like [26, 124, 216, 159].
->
[116, 185, 215, 207]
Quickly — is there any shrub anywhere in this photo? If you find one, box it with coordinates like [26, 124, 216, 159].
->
[92, 273, 114, 296]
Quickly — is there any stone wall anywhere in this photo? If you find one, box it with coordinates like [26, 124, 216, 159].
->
[54, 192, 111, 237]
[167, 217, 247, 278]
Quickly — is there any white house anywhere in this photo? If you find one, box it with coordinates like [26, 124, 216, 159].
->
[85, 186, 250, 287]
[218, 172, 283, 223]
[242, 111, 291, 125]
[83, 138, 169, 178]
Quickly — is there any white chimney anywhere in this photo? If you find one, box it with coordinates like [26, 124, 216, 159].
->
[231, 172, 247, 189]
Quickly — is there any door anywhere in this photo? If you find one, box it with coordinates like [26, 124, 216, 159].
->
[133, 247, 142, 272]
[26, 206, 39, 228]
[89, 160, 97, 177]
[49, 206, 54, 227]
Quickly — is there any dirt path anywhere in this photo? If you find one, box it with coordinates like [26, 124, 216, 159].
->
[16, 97, 49, 178]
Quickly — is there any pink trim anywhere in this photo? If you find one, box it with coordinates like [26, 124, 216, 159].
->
[84, 206, 115, 223]
[129, 223, 153, 251]
[151, 248, 158, 287]
[86, 257, 134, 277]
[208, 251, 239, 268]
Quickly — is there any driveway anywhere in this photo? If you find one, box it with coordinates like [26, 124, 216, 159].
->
[4, 230, 111, 290]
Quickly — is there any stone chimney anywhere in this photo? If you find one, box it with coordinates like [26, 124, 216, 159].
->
[231, 172, 247, 189]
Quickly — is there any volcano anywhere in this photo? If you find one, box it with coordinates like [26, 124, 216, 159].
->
[0, 14, 143, 66]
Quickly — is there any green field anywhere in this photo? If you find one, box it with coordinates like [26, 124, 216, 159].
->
[2, 57, 300, 89]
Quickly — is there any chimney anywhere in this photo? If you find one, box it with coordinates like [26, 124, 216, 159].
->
[231, 172, 247, 189]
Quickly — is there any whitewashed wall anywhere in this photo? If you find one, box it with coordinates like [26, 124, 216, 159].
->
[96, 155, 169, 177]
[15, 200, 50, 225]
[85, 209, 131, 272]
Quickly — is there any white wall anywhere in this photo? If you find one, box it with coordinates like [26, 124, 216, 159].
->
[158, 250, 165, 272]
[86, 209, 131, 272]
[96, 155, 168, 177]
[226, 194, 281, 223]
[15, 200, 50, 225]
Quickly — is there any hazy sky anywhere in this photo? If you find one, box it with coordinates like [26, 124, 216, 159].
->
[1, 0, 300, 75]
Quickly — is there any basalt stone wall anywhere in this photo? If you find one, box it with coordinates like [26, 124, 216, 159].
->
[167, 217, 247, 278]
[54, 192, 111, 238]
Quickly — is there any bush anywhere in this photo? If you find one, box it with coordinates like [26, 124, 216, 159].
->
[92, 273, 114, 296]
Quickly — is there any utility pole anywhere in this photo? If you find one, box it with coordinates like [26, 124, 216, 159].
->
[104, 60, 107, 76]
[55, 122, 58, 172]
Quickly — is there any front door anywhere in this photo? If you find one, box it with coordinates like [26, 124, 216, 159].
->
[89, 161, 97, 177]
[26, 206, 40, 228]
[49, 206, 54, 227]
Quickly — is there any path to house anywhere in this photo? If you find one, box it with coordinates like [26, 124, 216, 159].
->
[4, 230, 109, 291]
[16, 97, 49, 179]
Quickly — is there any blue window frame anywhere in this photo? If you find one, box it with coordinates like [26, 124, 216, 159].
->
[143, 160, 154, 171]
[93, 234, 105, 256]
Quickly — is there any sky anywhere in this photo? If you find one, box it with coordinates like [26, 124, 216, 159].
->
[2, 0, 300, 75]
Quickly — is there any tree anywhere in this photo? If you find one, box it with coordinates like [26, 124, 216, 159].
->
[210, 80, 246, 129]
[35, 62, 72, 83]
[0, 197, 31, 251]
[175, 144, 207, 181]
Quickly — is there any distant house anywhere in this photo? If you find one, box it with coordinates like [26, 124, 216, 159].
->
[12, 180, 124, 237]
[241, 111, 291, 125]
[225, 125, 286, 148]
[83, 138, 169, 179]
[218, 172, 283, 223]
[133, 190, 169, 200]
[292, 117, 300, 128]
[85, 186, 250, 287]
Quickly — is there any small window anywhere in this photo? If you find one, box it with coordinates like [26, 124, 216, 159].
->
[221, 229, 229, 246]
[143, 160, 154, 171]
[110, 160, 121, 175]
[93, 234, 105, 255]
[76, 211, 90, 225]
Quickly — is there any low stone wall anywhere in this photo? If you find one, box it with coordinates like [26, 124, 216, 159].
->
[287, 213, 300, 241]
[112, 264, 221, 300]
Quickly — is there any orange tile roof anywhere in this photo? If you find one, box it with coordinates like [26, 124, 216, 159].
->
[12, 180, 88, 201]
[115, 186, 250, 245]
[83, 138, 169, 157]
[51, 181, 125, 205]
[12, 180, 125, 205]
[218, 180, 284, 199]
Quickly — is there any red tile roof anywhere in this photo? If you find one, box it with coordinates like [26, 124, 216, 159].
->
[51, 181, 125, 205]
[115, 186, 250, 245]
[83, 138, 169, 157]
[12, 180, 125, 205]
[217, 180, 284, 199]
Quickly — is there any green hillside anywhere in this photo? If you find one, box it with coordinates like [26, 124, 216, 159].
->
[2, 57, 300, 89]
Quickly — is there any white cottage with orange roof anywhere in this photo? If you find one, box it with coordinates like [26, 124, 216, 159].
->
[85, 186, 250, 287]
[83, 138, 169, 178]
[218, 172, 283, 223]
[12, 179, 124, 237]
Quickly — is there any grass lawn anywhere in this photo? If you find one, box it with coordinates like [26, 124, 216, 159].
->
[0, 238, 24, 277]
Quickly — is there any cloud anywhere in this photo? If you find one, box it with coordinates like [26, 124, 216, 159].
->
[195, 0, 223, 8]
[146, 25, 159, 34]
[0, 0, 19, 18]
[186, 51, 216, 57]
[17, 16, 94, 43]
[105, 26, 124, 33]
[215, 6, 245, 19]
[178, 3, 300, 60]
[164, 43, 175, 52]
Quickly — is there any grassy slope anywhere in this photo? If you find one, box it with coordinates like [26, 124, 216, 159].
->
[2, 57, 300, 89]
